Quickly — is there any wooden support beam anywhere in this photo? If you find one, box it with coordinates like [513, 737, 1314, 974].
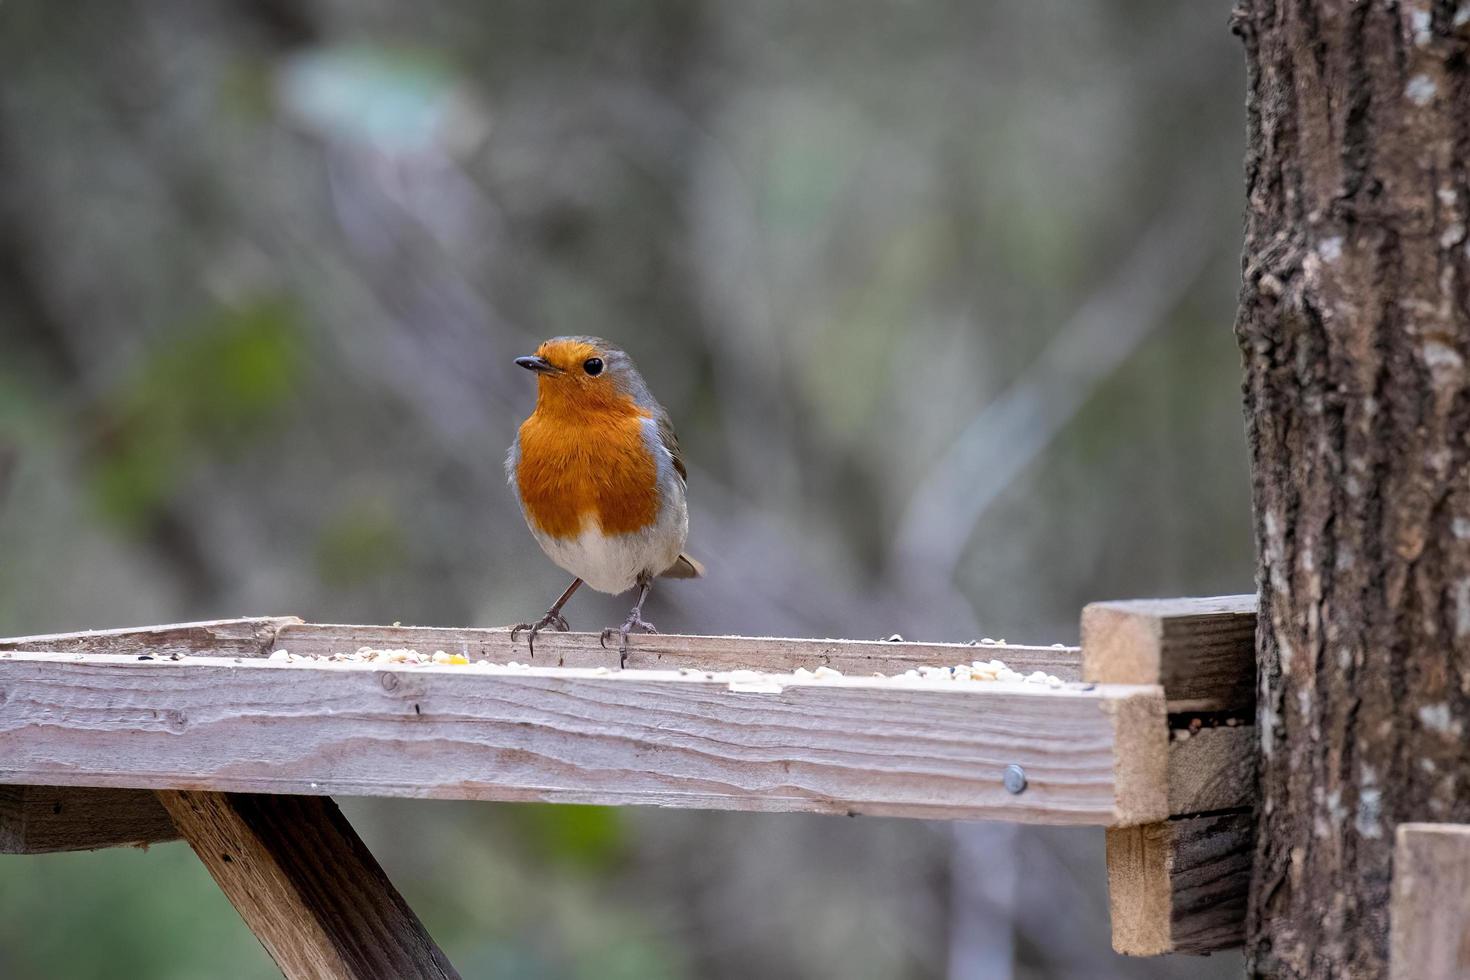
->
[1167, 726, 1256, 815]
[1083, 595, 1259, 956]
[1081, 595, 1256, 714]
[1391, 823, 1470, 980]
[0, 785, 178, 853]
[1, 618, 1083, 680]
[1104, 811, 1254, 956]
[158, 790, 458, 980]
[0, 650, 1165, 825]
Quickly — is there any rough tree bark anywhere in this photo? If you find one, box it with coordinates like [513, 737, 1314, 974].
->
[1234, 1, 1470, 976]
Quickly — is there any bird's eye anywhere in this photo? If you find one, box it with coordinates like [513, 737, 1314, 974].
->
[583, 357, 604, 376]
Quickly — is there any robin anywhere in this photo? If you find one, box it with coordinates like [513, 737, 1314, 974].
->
[507, 336, 702, 662]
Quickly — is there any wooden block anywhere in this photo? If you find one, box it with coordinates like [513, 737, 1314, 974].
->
[158, 790, 458, 980]
[1168, 726, 1257, 815]
[1105, 810, 1253, 955]
[0, 785, 178, 853]
[1081, 595, 1257, 714]
[1108, 725, 1257, 956]
[1086, 596, 1260, 956]
[0, 617, 301, 659]
[273, 624, 1084, 680]
[1392, 823, 1470, 980]
[0, 651, 1167, 825]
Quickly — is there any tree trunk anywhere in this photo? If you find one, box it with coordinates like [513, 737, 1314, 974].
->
[1234, 1, 1470, 976]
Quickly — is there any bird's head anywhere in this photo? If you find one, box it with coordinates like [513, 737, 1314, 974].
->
[515, 336, 652, 414]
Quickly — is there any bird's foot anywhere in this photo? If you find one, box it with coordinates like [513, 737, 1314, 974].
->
[600, 612, 658, 667]
[510, 609, 571, 657]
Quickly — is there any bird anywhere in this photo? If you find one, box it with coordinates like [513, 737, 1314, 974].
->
[506, 336, 702, 663]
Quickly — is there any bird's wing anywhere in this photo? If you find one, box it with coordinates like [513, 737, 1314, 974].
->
[654, 408, 687, 483]
[649, 409, 701, 580]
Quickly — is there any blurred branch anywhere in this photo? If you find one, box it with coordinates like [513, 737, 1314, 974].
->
[235, 0, 320, 49]
[890, 199, 1219, 592]
[0, 444, 15, 511]
[947, 823, 1019, 979]
[0, 161, 86, 388]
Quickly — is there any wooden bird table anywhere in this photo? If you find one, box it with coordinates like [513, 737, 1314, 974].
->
[0, 598, 1263, 977]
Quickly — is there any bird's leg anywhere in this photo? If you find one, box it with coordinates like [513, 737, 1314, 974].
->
[600, 572, 658, 667]
[511, 577, 583, 657]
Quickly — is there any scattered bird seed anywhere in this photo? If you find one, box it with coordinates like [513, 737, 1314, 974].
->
[251, 646, 1065, 689]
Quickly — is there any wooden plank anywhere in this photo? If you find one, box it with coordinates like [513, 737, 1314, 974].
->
[0, 651, 1166, 826]
[274, 623, 1084, 680]
[0, 617, 301, 659]
[0, 620, 1081, 679]
[1081, 595, 1256, 714]
[0, 785, 178, 853]
[158, 790, 458, 980]
[1105, 810, 1253, 956]
[1391, 823, 1470, 980]
[1167, 726, 1256, 815]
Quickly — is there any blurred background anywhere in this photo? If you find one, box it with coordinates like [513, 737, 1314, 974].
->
[0, 0, 1253, 977]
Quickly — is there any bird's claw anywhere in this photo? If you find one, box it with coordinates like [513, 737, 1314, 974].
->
[599, 615, 658, 667]
[510, 609, 571, 657]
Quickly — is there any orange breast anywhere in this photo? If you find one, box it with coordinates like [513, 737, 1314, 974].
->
[516, 406, 659, 539]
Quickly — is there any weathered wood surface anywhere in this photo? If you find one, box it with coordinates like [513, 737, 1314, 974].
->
[158, 790, 458, 980]
[280, 624, 1083, 678]
[1081, 595, 1256, 714]
[1391, 823, 1470, 980]
[2, 618, 1082, 679]
[1106, 810, 1254, 956]
[0, 617, 300, 659]
[1085, 595, 1259, 956]
[1103, 723, 1256, 955]
[0, 785, 178, 853]
[0, 652, 1164, 825]
[1168, 726, 1256, 816]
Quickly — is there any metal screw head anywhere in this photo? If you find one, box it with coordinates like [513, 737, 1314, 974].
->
[1003, 764, 1027, 794]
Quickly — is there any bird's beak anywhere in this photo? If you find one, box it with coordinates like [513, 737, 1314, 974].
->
[515, 355, 561, 375]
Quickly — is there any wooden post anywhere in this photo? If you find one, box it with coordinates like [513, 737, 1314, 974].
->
[1391, 823, 1470, 980]
[1084, 596, 1258, 956]
[157, 790, 459, 980]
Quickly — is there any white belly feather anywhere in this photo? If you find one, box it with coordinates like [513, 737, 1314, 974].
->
[528, 480, 688, 595]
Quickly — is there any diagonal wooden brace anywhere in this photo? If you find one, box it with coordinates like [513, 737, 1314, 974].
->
[157, 791, 459, 980]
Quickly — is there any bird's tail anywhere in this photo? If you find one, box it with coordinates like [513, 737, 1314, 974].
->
[660, 553, 704, 579]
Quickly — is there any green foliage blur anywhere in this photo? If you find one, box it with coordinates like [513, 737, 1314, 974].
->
[0, 0, 1252, 977]
[88, 298, 301, 529]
